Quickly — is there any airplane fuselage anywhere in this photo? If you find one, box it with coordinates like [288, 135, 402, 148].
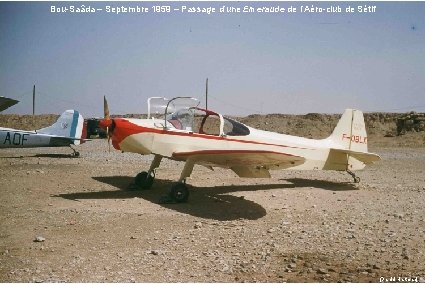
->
[110, 118, 365, 172]
[0, 128, 74, 148]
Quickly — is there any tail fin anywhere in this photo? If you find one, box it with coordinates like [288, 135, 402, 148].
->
[37, 110, 84, 145]
[327, 109, 368, 152]
[326, 109, 380, 170]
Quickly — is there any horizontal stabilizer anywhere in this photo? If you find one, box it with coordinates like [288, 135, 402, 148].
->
[330, 148, 380, 164]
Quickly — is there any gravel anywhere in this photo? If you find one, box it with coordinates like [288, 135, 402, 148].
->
[1, 139, 424, 282]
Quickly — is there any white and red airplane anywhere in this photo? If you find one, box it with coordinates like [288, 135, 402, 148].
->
[100, 97, 380, 203]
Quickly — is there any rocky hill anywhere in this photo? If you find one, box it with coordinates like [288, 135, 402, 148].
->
[1, 112, 424, 147]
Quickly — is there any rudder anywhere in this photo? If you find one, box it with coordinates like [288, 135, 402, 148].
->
[327, 109, 368, 153]
[37, 110, 84, 145]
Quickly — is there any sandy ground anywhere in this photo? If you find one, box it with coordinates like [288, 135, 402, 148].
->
[0, 139, 424, 283]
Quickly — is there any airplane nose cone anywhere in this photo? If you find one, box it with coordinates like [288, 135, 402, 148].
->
[99, 119, 112, 129]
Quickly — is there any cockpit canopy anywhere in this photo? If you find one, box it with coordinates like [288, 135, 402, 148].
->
[147, 97, 200, 119]
[147, 97, 250, 137]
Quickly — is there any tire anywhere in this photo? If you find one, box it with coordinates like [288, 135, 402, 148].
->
[170, 183, 189, 203]
[134, 171, 154, 190]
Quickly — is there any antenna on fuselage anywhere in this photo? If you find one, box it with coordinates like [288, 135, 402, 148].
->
[32, 85, 35, 129]
[205, 78, 208, 110]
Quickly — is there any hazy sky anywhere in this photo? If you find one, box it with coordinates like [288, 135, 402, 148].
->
[1, 1, 424, 117]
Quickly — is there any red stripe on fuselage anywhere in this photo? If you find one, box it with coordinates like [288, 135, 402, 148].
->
[111, 118, 310, 151]
[173, 150, 299, 158]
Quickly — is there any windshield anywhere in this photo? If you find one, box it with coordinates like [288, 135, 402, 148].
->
[166, 97, 200, 114]
[148, 97, 169, 119]
[166, 108, 196, 131]
[164, 97, 200, 130]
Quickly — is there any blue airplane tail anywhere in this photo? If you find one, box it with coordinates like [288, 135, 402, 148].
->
[37, 110, 85, 145]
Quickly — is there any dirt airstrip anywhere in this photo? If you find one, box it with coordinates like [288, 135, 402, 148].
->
[0, 113, 424, 282]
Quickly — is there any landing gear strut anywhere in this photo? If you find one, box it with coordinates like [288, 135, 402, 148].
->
[347, 170, 360, 183]
[134, 155, 194, 203]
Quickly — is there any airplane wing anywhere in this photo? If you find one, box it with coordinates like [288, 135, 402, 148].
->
[172, 150, 306, 177]
[230, 166, 272, 178]
[39, 133, 91, 140]
[0, 97, 19, 112]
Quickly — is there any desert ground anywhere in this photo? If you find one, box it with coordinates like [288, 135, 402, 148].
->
[0, 113, 424, 282]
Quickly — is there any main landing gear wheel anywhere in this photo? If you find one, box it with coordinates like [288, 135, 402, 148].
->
[169, 183, 189, 203]
[135, 171, 155, 190]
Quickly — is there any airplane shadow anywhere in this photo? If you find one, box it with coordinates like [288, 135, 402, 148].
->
[54, 176, 358, 221]
[281, 178, 358, 191]
[35, 153, 76, 158]
[0, 153, 75, 159]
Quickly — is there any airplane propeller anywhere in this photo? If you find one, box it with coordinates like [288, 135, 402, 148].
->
[100, 96, 113, 152]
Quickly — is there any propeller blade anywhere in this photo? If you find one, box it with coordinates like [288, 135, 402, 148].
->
[104, 96, 110, 120]
[103, 96, 112, 153]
